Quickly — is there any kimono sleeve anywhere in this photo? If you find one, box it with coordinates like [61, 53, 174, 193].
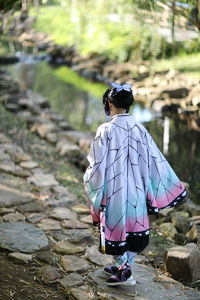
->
[146, 132, 187, 214]
[83, 124, 108, 225]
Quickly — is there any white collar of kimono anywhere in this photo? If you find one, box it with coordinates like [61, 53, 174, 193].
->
[111, 113, 130, 119]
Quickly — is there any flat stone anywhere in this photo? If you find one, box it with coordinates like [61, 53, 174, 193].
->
[165, 243, 200, 283]
[71, 204, 90, 214]
[12, 166, 31, 178]
[0, 222, 48, 253]
[189, 215, 200, 225]
[61, 229, 93, 243]
[85, 246, 114, 266]
[26, 213, 46, 224]
[61, 255, 89, 273]
[38, 265, 61, 283]
[20, 161, 39, 169]
[51, 185, 70, 196]
[0, 150, 10, 161]
[80, 215, 93, 225]
[8, 252, 33, 264]
[46, 133, 58, 144]
[11, 152, 32, 163]
[37, 218, 61, 231]
[49, 207, 77, 221]
[60, 130, 92, 144]
[27, 173, 59, 187]
[171, 213, 190, 234]
[0, 133, 11, 143]
[0, 207, 15, 215]
[0, 184, 33, 208]
[134, 255, 149, 265]
[3, 212, 25, 222]
[159, 222, 177, 239]
[36, 122, 57, 138]
[56, 139, 81, 158]
[16, 201, 45, 213]
[34, 252, 59, 266]
[88, 264, 200, 300]
[70, 285, 92, 300]
[57, 273, 83, 289]
[53, 241, 84, 255]
[61, 219, 89, 229]
[186, 224, 200, 244]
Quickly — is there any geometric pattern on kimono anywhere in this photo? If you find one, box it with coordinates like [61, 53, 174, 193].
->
[84, 114, 187, 255]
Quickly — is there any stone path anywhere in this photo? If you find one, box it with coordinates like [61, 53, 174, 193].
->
[0, 129, 200, 300]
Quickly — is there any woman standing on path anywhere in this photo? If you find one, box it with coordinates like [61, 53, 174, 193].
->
[83, 83, 187, 286]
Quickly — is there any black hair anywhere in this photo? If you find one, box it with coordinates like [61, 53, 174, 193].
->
[102, 87, 134, 116]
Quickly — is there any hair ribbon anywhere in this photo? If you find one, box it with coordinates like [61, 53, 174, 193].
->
[111, 82, 132, 92]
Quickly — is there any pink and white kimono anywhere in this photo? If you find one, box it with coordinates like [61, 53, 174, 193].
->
[84, 114, 187, 255]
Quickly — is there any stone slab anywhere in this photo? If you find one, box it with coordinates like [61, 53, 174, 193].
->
[61, 255, 89, 273]
[27, 173, 59, 187]
[88, 264, 200, 300]
[57, 273, 83, 289]
[0, 184, 33, 208]
[85, 246, 114, 266]
[49, 207, 77, 221]
[0, 222, 49, 253]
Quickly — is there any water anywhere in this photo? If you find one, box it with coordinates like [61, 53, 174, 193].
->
[3, 58, 200, 203]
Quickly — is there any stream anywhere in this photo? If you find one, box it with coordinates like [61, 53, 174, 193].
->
[3, 56, 200, 204]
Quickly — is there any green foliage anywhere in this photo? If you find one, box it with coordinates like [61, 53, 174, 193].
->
[0, 0, 21, 12]
[31, 3, 168, 62]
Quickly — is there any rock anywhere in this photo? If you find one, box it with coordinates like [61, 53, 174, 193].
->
[71, 204, 90, 214]
[49, 207, 77, 221]
[27, 173, 59, 187]
[88, 264, 200, 300]
[0, 133, 11, 143]
[160, 87, 189, 98]
[26, 213, 46, 224]
[61, 255, 89, 273]
[36, 122, 58, 138]
[164, 243, 200, 283]
[57, 273, 83, 289]
[85, 246, 114, 266]
[79, 138, 92, 154]
[180, 198, 200, 216]
[135, 255, 149, 265]
[174, 233, 188, 245]
[37, 218, 61, 231]
[3, 212, 25, 222]
[60, 130, 92, 144]
[38, 265, 61, 283]
[8, 252, 33, 264]
[171, 213, 190, 234]
[189, 216, 200, 226]
[70, 285, 92, 300]
[20, 161, 39, 169]
[0, 184, 33, 207]
[11, 152, 32, 163]
[51, 185, 70, 196]
[0, 222, 48, 253]
[80, 215, 93, 225]
[53, 241, 84, 255]
[34, 252, 59, 266]
[11, 166, 31, 177]
[56, 139, 81, 158]
[61, 229, 93, 244]
[0, 207, 15, 215]
[16, 201, 45, 213]
[186, 224, 200, 244]
[61, 219, 89, 229]
[159, 222, 177, 239]
[0, 150, 10, 161]
[46, 133, 58, 144]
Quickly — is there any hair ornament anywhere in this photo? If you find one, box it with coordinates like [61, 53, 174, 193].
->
[111, 82, 132, 92]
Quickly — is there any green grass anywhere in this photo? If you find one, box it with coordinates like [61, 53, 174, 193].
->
[152, 53, 200, 78]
